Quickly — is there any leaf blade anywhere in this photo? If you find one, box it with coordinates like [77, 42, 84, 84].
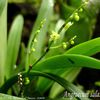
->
[0, 71, 89, 100]
[6, 15, 24, 78]
[0, 0, 7, 86]
[0, 93, 26, 100]
[33, 54, 100, 71]
[50, 37, 100, 98]
[65, 37, 100, 55]
[0, 0, 6, 16]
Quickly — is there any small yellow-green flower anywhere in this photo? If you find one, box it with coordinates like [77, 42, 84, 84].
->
[25, 77, 30, 85]
[62, 42, 67, 49]
[70, 35, 77, 45]
[36, 30, 40, 34]
[79, 8, 83, 12]
[74, 13, 80, 21]
[70, 40, 75, 45]
[40, 18, 46, 28]
[40, 18, 46, 25]
[34, 38, 37, 43]
[31, 47, 36, 52]
[84, 1, 88, 5]
[50, 31, 60, 41]
[64, 22, 73, 30]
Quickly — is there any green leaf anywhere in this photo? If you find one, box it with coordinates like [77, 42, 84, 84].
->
[48, 1, 100, 96]
[8, 0, 25, 3]
[49, 68, 81, 98]
[36, 51, 100, 95]
[58, 0, 74, 20]
[0, 0, 6, 16]
[50, 37, 100, 98]
[6, 15, 24, 78]
[0, 71, 89, 100]
[65, 37, 100, 55]
[35, 37, 100, 94]
[70, 0, 82, 8]
[46, 1, 100, 94]
[25, 0, 54, 70]
[0, 0, 7, 86]
[33, 54, 100, 96]
[33, 54, 100, 71]
[36, 68, 74, 94]
[0, 93, 26, 100]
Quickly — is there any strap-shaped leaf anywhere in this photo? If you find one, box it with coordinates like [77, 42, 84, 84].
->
[33, 54, 100, 71]
[0, 71, 89, 100]
[0, 0, 6, 16]
[0, 93, 26, 100]
[50, 37, 100, 98]
[35, 51, 100, 96]
[36, 68, 74, 94]
[0, 0, 7, 86]
[33, 54, 100, 97]
[6, 15, 24, 78]
[8, 0, 25, 3]
[65, 37, 100, 55]
[36, 38, 100, 97]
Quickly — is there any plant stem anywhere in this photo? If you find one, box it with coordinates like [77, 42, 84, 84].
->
[27, 41, 53, 75]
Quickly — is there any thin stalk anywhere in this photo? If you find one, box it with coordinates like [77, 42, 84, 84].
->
[27, 41, 53, 75]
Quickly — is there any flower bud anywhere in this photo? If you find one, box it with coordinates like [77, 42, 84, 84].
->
[25, 77, 30, 85]
[31, 47, 36, 52]
[79, 8, 83, 12]
[74, 13, 80, 21]
[34, 38, 37, 43]
[70, 40, 75, 45]
[62, 42, 67, 49]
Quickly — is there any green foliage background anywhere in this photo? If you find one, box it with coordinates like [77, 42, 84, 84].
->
[0, 0, 100, 100]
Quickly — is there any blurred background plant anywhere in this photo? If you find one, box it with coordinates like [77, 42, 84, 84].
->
[0, 0, 100, 100]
